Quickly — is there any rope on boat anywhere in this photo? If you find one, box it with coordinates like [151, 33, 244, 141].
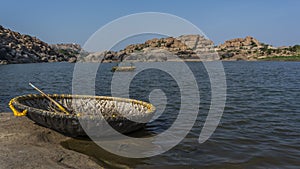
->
[9, 98, 27, 116]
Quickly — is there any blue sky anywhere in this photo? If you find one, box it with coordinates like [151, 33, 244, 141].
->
[1, 0, 299, 47]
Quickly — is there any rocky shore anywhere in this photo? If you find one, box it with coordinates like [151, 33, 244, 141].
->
[0, 113, 101, 169]
[1, 25, 299, 64]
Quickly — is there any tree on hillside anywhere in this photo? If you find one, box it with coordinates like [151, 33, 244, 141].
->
[292, 45, 300, 55]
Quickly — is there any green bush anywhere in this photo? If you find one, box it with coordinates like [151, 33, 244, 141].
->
[291, 45, 300, 54]
[259, 55, 300, 61]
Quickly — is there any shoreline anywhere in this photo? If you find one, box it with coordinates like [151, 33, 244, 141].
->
[1, 58, 300, 65]
[0, 112, 102, 169]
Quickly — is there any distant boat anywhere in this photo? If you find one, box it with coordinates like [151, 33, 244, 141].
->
[112, 63, 135, 72]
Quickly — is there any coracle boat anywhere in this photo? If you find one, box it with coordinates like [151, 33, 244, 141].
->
[9, 94, 155, 137]
[111, 66, 136, 72]
[112, 62, 136, 72]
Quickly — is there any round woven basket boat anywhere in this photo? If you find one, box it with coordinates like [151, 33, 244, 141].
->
[9, 94, 155, 137]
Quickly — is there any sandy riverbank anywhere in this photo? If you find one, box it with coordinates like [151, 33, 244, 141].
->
[0, 113, 102, 169]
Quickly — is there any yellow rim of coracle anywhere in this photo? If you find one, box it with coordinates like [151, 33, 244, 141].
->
[9, 94, 156, 117]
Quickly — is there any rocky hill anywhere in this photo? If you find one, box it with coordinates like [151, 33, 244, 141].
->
[1, 25, 299, 64]
[85, 35, 298, 62]
[50, 43, 83, 63]
[79, 35, 218, 62]
[216, 36, 298, 60]
[0, 25, 81, 64]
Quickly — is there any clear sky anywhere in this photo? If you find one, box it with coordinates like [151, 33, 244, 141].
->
[1, 0, 299, 47]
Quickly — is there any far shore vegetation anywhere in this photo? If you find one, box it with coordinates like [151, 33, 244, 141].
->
[259, 55, 300, 61]
[258, 45, 300, 61]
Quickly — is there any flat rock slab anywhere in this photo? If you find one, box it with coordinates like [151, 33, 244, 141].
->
[0, 113, 102, 169]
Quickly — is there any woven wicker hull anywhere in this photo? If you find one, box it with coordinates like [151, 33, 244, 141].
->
[9, 94, 155, 137]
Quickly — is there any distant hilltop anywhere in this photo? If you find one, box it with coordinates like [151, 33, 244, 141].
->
[0, 25, 299, 64]
[216, 36, 300, 60]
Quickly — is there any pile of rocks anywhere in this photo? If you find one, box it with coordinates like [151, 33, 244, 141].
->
[218, 36, 261, 50]
[0, 25, 81, 64]
[122, 36, 195, 61]
[50, 43, 83, 63]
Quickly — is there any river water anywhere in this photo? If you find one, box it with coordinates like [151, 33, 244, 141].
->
[0, 61, 299, 168]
